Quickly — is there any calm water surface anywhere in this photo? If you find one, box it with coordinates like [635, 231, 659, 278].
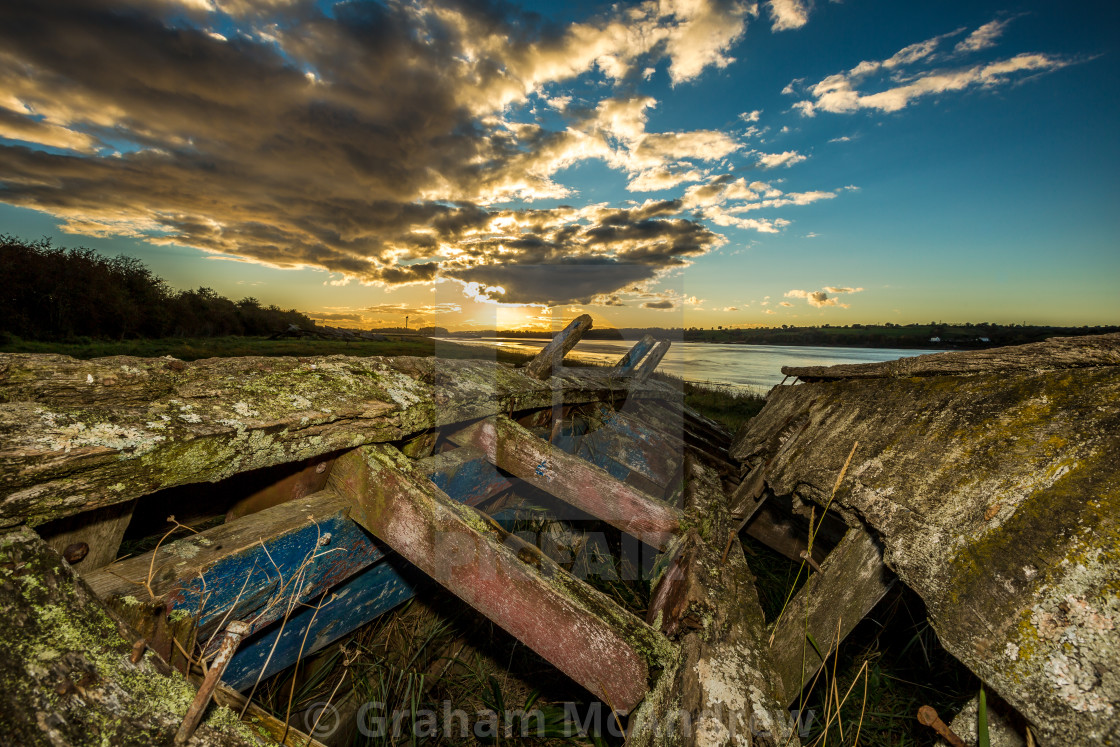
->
[438, 337, 941, 391]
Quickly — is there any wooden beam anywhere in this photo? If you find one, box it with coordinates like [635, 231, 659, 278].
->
[38, 498, 136, 570]
[328, 444, 673, 712]
[523, 314, 593, 380]
[0, 352, 677, 527]
[0, 525, 260, 745]
[580, 405, 683, 491]
[768, 527, 895, 706]
[615, 334, 656, 372]
[85, 489, 386, 642]
[629, 455, 801, 747]
[632, 340, 670, 382]
[223, 555, 424, 691]
[449, 415, 683, 549]
[418, 446, 513, 507]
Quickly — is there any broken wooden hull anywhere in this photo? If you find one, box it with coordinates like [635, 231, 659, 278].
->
[2, 319, 804, 746]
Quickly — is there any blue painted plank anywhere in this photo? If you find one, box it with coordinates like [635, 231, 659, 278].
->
[224, 556, 426, 690]
[421, 447, 512, 506]
[223, 447, 512, 689]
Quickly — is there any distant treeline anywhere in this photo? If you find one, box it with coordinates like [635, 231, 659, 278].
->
[1, 236, 314, 341]
[677, 323, 1120, 348]
[449, 322, 1120, 349]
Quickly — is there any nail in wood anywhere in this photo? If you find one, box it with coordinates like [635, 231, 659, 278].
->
[917, 705, 965, 747]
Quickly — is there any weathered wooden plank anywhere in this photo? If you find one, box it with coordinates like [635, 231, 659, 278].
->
[523, 314, 593, 379]
[449, 415, 683, 549]
[741, 503, 829, 566]
[733, 336, 1120, 744]
[0, 352, 677, 527]
[225, 456, 335, 521]
[616, 334, 657, 372]
[0, 526, 263, 745]
[419, 446, 513, 506]
[223, 555, 424, 691]
[327, 444, 674, 712]
[632, 340, 670, 382]
[629, 455, 800, 747]
[85, 489, 385, 642]
[782, 331, 1120, 381]
[38, 498, 136, 570]
[767, 527, 895, 706]
[580, 405, 682, 491]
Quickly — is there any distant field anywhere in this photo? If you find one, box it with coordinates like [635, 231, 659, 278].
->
[0, 335, 536, 365]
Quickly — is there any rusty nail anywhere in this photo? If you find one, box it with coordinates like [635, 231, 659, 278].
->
[799, 549, 823, 573]
[174, 620, 250, 745]
[130, 638, 147, 664]
[917, 705, 965, 747]
[63, 542, 89, 564]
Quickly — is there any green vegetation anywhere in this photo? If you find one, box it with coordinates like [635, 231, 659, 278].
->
[0, 334, 536, 365]
[1, 235, 313, 341]
[743, 536, 978, 746]
[680, 322, 1120, 349]
[681, 381, 767, 434]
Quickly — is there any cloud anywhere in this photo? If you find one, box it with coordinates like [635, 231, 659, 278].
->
[0, 0, 773, 305]
[642, 299, 677, 310]
[792, 20, 1069, 116]
[954, 19, 1010, 54]
[766, 0, 810, 32]
[779, 301, 793, 307]
[784, 286, 863, 308]
[722, 306, 738, 311]
[755, 150, 807, 168]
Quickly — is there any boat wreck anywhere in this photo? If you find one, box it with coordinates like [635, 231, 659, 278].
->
[1, 323, 1117, 745]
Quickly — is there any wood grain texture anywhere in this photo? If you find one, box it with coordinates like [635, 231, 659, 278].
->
[328, 443, 673, 712]
[782, 332, 1120, 380]
[523, 314, 593, 380]
[767, 527, 895, 706]
[0, 352, 675, 526]
[734, 334, 1120, 744]
[629, 455, 800, 747]
[0, 526, 262, 745]
[449, 415, 683, 549]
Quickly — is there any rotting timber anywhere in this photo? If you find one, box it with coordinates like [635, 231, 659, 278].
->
[734, 333, 1120, 745]
[2, 323, 1117, 745]
[0, 315, 801, 746]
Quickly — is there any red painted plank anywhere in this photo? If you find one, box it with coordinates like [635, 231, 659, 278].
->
[329, 444, 670, 712]
[450, 415, 683, 550]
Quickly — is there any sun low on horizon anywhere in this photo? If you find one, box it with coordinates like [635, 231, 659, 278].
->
[1, 0, 1117, 332]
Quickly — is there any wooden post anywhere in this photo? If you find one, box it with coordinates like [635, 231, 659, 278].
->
[632, 340, 670, 382]
[767, 527, 895, 706]
[449, 415, 683, 549]
[616, 334, 656, 372]
[39, 499, 136, 570]
[523, 314, 593, 380]
[328, 444, 672, 712]
[629, 455, 800, 747]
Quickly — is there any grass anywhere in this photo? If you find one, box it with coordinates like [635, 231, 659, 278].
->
[0, 334, 536, 365]
[681, 380, 768, 434]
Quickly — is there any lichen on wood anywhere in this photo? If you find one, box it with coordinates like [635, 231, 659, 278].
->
[734, 333, 1120, 744]
[0, 352, 676, 527]
[0, 525, 266, 745]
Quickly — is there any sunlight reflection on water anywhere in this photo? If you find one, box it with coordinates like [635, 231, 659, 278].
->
[438, 337, 940, 391]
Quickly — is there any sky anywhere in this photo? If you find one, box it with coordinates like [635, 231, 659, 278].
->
[1, 0, 1117, 331]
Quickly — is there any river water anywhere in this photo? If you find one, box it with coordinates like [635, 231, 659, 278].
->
[437, 337, 941, 391]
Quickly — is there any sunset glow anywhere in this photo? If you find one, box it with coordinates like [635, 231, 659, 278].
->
[1, 0, 1116, 329]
